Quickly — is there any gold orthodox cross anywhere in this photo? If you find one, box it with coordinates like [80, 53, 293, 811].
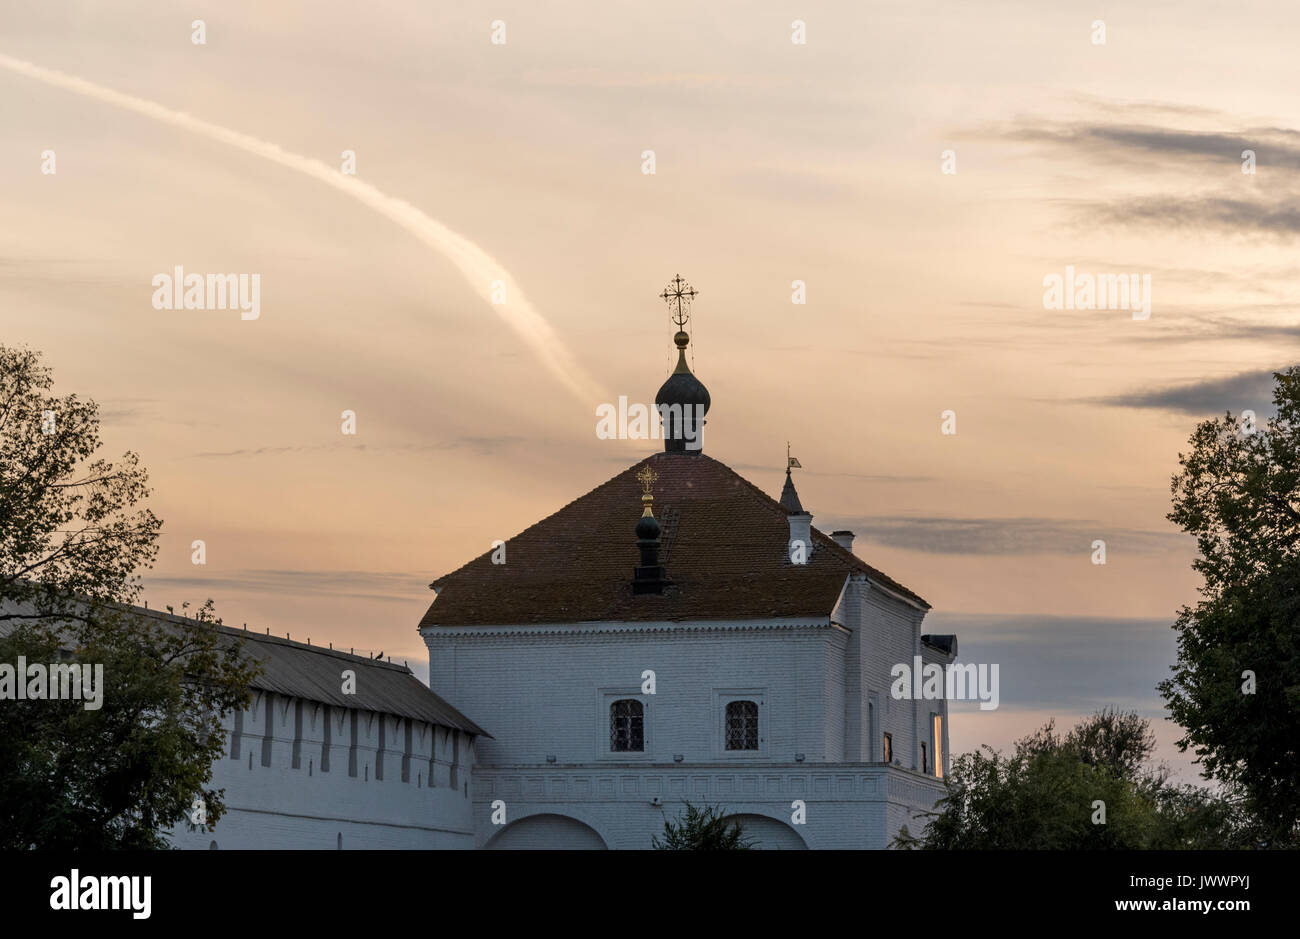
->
[659, 275, 698, 330]
[636, 465, 658, 496]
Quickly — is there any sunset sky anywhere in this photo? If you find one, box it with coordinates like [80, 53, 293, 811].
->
[4, 0, 1298, 780]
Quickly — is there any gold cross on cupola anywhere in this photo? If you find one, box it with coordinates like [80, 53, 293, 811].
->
[660, 274, 698, 330]
[636, 465, 659, 516]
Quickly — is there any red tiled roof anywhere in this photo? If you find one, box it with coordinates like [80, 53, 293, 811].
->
[420, 453, 929, 628]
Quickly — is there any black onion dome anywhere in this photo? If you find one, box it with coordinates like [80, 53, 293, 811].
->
[654, 331, 710, 453]
[635, 512, 661, 540]
[655, 370, 711, 411]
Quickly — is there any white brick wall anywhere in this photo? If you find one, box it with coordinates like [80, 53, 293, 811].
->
[425, 620, 839, 766]
[862, 588, 925, 769]
[166, 692, 476, 849]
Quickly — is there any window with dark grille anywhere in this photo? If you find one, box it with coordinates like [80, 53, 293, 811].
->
[724, 700, 759, 750]
[609, 699, 644, 752]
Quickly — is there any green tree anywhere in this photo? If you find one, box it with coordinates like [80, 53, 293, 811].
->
[0, 345, 158, 620]
[1161, 368, 1300, 847]
[0, 345, 259, 848]
[1058, 705, 1156, 779]
[652, 802, 755, 850]
[895, 710, 1245, 849]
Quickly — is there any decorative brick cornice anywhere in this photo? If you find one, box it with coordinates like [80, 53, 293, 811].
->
[471, 762, 946, 807]
[421, 617, 834, 640]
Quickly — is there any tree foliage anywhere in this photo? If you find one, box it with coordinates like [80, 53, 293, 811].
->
[0, 345, 158, 622]
[1160, 368, 1300, 847]
[652, 802, 755, 850]
[0, 345, 259, 848]
[895, 710, 1247, 849]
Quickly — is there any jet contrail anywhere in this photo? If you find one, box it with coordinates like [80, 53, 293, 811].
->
[0, 53, 606, 405]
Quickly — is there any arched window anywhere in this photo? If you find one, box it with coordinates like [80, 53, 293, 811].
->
[609, 699, 644, 752]
[725, 700, 759, 750]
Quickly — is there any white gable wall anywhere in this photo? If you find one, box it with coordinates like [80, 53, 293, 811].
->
[831, 574, 935, 772]
[425, 620, 840, 766]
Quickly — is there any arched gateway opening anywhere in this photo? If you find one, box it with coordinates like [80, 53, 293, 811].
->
[485, 813, 608, 850]
[723, 814, 808, 849]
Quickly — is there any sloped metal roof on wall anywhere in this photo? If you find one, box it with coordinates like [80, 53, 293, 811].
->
[228, 624, 489, 736]
[1, 592, 488, 736]
[139, 607, 488, 736]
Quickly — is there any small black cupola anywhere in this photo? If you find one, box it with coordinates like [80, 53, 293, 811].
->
[654, 275, 710, 454]
[632, 465, 668, 594]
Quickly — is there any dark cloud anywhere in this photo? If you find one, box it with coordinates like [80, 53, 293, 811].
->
[922, 612, 1175, 712]
[827, 515, 1187, 556]
[1096, 367, 1285, 415]
[1086, 196, 1300, 237]
[990, 120, 1300, 169]
[1126, 313, 1300, 347]
[915, 611, 1199, 779]
[980, 117, 1300, 237]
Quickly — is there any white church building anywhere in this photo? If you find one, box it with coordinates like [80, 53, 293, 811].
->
[418, 284, 957, 849]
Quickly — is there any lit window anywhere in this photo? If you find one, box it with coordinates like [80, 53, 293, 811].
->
[724, 700, 759, 751]
[933, 714, 944, 779]
[883, 732, 893, 763]
[609, 699, 644, 752]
